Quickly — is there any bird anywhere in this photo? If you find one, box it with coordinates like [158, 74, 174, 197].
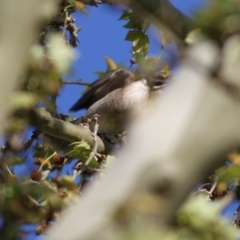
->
[70, 68, 168, 138]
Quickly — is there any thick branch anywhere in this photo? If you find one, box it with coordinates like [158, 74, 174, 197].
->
[134, 0, 196, 39]
[47, 41, 240, 240]
[15, 108, 111, 154]
[110, 0, 196, 40]
[77, 0, 195, 43]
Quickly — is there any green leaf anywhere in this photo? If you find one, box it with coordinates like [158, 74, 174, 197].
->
[125, 30, 143, 42]
[120, 10, 150, 31]
[216, 165, 240, 183]
[134, 35, 149, 55]
[123, 20, 137, 29]
[134, 52, 145, 63]
[65, 141, 98, 168]
[105, 56, 117, 72]
[125, 31, 149, 55]
[154, 63, 171, 78]
[118, 10, 131, 20]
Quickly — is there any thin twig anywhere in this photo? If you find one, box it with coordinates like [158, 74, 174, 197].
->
[196, 182, 216, 200]
[62, 12, 68, 39]
[85, 115, 99, 166]
[5, 164, 12, 175]
[72, 115, 99, 179]
[62, 80, 91, 87]
[27, 195, 41, 207]
[39, 152, 56, 172]
[208, 181, 217, 199]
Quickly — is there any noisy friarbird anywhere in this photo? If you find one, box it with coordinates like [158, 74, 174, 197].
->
[70, 69, 168, 136]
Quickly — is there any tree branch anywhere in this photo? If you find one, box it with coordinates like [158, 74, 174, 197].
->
[134, 0, 196, 39]
[62, 80, 91, 86]
[47, 41, 240, 240]
[14, 108, 112, 154]
[109, 0, 196, 41]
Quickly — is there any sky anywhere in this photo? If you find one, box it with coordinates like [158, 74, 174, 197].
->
[21, 0, 240, 239]
[57, 0, 210, 115]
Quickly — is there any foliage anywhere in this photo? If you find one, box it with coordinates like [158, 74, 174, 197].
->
[108, 193, 239, 240]
[1, 0, 240, 239]
[119, 10, 150, 58]
[196, 0, 240, 44]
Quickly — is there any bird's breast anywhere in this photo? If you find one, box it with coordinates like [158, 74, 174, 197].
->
[86, 81, 150, 135]
[121, 81, 150, 109]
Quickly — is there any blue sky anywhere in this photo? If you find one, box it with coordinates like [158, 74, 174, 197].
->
[57, 0, 210, 115]
[24, 1, 240, 239]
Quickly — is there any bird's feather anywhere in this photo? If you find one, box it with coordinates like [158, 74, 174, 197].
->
[70, 69, 135, 111]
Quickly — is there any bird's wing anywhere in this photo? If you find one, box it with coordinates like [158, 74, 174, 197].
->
[70, 69, 135, 111]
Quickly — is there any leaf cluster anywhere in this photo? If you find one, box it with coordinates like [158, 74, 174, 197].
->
[119, 10, 150, 57]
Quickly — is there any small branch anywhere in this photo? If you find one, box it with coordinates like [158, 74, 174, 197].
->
[62, 80, 91, 87]
[62, 12, 68, 39]
[197, 182, 219, 201]
[4, 164, 12, 175]
[27, 195, 42, 207]
[72, 114, 99, 179]
[85, 114, 99, 166]
[208, 182, 217, 196]
[39, 152, 56, 172]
